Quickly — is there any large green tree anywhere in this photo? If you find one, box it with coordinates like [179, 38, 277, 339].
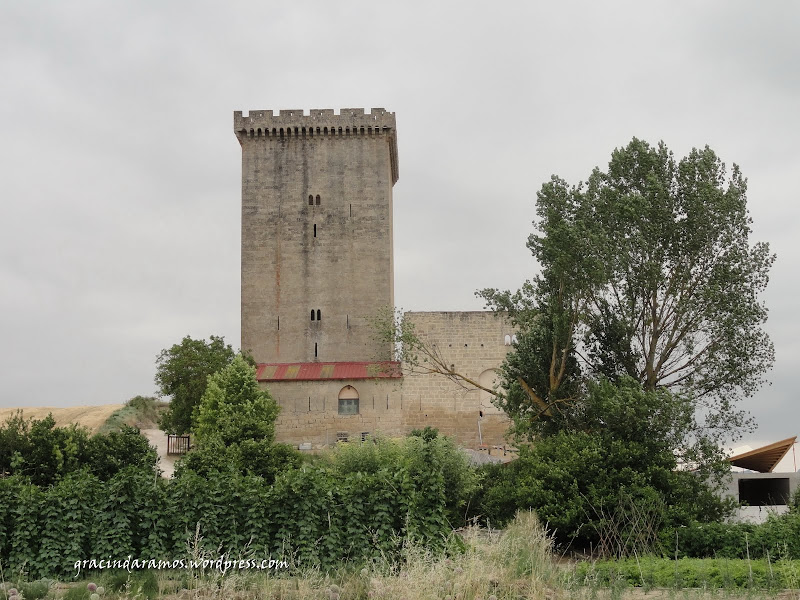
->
[177, 354, 299, 481]
[475, 377, 731, 554]
[155, 335, 236, 434]
[481, 138, 775, 441]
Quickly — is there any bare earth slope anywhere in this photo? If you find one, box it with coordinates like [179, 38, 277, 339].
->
[0, 405, 124, 433]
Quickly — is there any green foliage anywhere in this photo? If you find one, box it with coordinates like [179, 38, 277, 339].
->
[0, 414, 91, 487]
[409, 425, 440, 442]
[474, 378, 730, 553]
[0, 414, 158, 486]
[572, 556, 800, 589]
[333, 433, 478, 529]
[98, 395, 164, 434]
[193, 355, 279, 446]
[789, 486, 800, 513]
[670, 511, 800, 560]
[62, 586, 90, 600]
[85, 425, 159, 480]
[176, 355, 298, 482]
[37, 471, 102, 578]
[156, 335, 236, 435]
[481, 138, 774, 440]
[17, 581, 50, 600]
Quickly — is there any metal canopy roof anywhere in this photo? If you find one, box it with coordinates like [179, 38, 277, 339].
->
[256, 361, 402, 382]
[728, 436, 797, 473]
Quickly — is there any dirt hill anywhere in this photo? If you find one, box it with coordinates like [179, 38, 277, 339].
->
[0, 405, 124, 434]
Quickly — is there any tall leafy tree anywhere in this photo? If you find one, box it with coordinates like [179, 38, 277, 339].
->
[193, 354, 279, 445]
[483, 138, 775, 440]
[179, 355, 298, 481]
[155, 335, 236, 434]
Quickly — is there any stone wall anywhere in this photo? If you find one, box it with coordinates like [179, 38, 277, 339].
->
[263, 311, 515, 449]
[401, 311, 514, 447]
[237, 108, 398, 365]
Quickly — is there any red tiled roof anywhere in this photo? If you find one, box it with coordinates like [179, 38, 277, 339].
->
[256, 361, 402, 382]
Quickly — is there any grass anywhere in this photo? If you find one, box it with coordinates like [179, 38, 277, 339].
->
[97, 396, 167, 434]
[569, 556, 800, 592]
[2, 513, 799, 600]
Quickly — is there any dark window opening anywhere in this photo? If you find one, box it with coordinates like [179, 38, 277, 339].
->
[739, 478, 791, 506]
[277, 316, 280, 330]
[336, 432, 349, 442]
[349, 203, 352, 217]
[315, 194, 321, 206]
[313, 224, 317, 237]
[314, 342, 318, 358]
[308, 195, 314, 205]
[316, 309, 321, 321]
[311, 310, 315, 321]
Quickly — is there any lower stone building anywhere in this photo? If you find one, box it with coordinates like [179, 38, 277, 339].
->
[259, 311, 514, 449]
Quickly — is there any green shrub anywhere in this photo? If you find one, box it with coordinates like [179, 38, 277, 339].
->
[333, 433, 477, 529]
[473, 379, 730, 554]
[572, 556, 800, 589]
[62, 585, 90, 600]
[0, 414, 158, 486]
[19, 580, 50, 600]
[669, 511, 800, 559]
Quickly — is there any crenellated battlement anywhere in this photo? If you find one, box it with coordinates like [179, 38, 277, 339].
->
[234, 107, 396, 136]
[234, 107, 398, 183]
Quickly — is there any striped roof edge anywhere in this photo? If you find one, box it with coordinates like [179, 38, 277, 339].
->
[256, 361, 402, 382]
[728, 436, 797, 473]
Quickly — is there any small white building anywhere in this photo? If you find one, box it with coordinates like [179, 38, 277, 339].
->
[722, 437, 799, 524]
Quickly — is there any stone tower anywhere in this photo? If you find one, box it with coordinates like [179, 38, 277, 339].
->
[234, 108, 399, 364]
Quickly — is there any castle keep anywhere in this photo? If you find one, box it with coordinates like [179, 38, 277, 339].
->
[235, 108, 510, 448]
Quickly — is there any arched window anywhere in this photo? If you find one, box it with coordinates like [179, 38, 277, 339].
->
[338, 385, 359, 415]
[315, 194, 321, 206]
[308, 195, 314, 205]
[311, 310, 315, 321]
[478, 369, 503, 415]
[316, 309, 321, 321]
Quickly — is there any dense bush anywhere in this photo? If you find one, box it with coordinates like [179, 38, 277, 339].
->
[334, 431, 477, 528]
[573, 556, 800, 589]
[175, 355, 301, 482]
[0, 434, 460, 578]
[669, 511, 800, 560]
[472, 378, 730, 554]
[0, 413, 158, 486]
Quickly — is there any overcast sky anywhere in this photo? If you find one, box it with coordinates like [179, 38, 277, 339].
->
[1, 1, 797, 455]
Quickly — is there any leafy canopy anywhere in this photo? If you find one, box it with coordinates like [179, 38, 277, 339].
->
[193, 354, 279, 445]
[178, 354, 297, 481]
[475, 378, 732, 553]
[481, 138, 775, 440]
[155, 335, 236, 434]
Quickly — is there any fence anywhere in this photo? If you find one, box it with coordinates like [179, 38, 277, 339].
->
[167, 434, 191, 455]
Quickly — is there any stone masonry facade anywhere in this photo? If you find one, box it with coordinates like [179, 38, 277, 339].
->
[235, 108, 398, 364]
[266, 312, 513, 448]
[236, 109, 512, 448]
